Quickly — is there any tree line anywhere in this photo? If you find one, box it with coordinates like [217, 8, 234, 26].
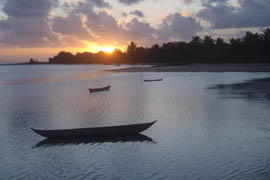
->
[48, 28, 270, 64]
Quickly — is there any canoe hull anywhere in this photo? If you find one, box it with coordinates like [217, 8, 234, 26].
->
[32, 121, 157, 139]
[144, 79, 162, 82]
[89, 85, 110, 92]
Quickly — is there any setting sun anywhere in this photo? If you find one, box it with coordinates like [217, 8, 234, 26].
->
[84, 41, 125, 54]
[96, 46, 115, 53]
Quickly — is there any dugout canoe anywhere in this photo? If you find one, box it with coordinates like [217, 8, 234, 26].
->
[31, 121, 157, 138]
[144, 79, 162, 82]
[89, 85, 110, 92]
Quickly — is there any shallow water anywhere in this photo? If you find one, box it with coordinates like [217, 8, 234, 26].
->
[1, 65, 270, 180]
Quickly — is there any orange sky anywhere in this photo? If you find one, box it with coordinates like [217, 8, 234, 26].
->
[0, 44, 126, 62]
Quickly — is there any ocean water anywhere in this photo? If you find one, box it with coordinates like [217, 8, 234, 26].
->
[0, 65, 270, 180]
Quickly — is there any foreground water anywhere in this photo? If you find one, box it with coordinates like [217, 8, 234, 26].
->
[0, 65, 270, 180]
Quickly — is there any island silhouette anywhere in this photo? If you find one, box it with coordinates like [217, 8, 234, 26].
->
[27, 28, 270, 65]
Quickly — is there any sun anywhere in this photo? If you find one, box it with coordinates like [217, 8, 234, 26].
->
[84, 42, 123, 53]
[97, 46, 115, 53]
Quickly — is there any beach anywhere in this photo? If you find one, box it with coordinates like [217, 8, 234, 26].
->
[108, 63, 270, 72]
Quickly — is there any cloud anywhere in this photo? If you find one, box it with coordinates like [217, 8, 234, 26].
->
[198, 0, 270, 29]
[126, 18, 155, 45]
[0, 0, 59, 47]
[87, 0, 111, 9]
[157, 12, 202, 42]
[118, 0, 144, 5]
[51, 13, 94, 40]
[44, 0, 122, 46]
[61, 1, 127, 45]
[59, 0, 201, 46]
[130, 10, 144, 17]
[2, 0, 57, 17]
[181, 0, 193, 4]
[83, 10, 127, 44]
[0, 0, 202, 49]
[0, 16, 59, 47]
[52, 0, 155, 46]
[121, 12, 128, 18]
[0, 0, 113, 47]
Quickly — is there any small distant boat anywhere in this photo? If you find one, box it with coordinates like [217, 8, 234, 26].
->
[31, 121, 157, 139]
[89, 85, 110, 92]
[144, 79, 162, 82]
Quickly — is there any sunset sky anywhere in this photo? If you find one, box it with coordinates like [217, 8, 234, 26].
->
[0, 0, 269, 62]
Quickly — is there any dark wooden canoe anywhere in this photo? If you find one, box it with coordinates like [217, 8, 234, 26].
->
[89, 85, 110, 92]
[31, 121, 157, 139]
[144, 79, 162, 82]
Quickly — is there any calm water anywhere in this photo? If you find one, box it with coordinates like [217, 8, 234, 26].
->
[1, 65, 270, 180]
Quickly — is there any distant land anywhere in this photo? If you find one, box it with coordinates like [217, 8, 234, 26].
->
[3, 28, 270, 65]
[108, 63, 270, 73]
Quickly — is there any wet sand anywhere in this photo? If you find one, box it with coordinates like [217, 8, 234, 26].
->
[108, 64, 270, 72]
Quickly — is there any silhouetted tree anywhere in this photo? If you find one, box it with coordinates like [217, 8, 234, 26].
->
[28, 58, 39, 64]
[190, 36, 203, 47]
[48, 28, 270, 64]
[49, 51, 75, 64]
[203, 36, 215, 48]
[215, 38, 228, 48]
[126, 41, 137, 58]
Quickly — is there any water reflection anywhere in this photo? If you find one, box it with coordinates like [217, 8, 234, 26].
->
[34, 134, 155, 148]
[2, 68, 270, 180]
[1, 70, 111, 85]
[208, 77, 270, 101]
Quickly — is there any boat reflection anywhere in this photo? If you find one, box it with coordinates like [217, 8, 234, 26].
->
[34, 134, 155, 148]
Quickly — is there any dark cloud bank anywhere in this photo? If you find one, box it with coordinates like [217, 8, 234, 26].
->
[130, 10, 144, 17]
[199, 0, 270, 28]
[118, 0, 144, 5]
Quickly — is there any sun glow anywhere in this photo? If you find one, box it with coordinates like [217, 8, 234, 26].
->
[84, 41, 125, 53]
[96, 46, 115, 53]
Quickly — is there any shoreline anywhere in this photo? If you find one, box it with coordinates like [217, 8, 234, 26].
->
[2, 63, 270, 73]
[107, 64, 270, 73]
